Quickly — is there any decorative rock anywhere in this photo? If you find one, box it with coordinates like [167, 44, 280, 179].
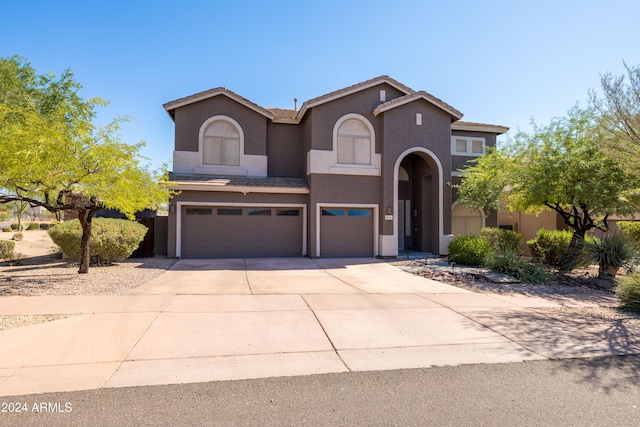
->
[483, 271, 521, 284]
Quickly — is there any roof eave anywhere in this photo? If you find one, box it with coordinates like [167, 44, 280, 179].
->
[452, 122, 510, 134]
[168, 181, 309, 194]
[163, 89, 276, 120]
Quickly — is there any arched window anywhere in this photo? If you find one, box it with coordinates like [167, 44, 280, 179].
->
[202, 119, 240, 166]
[337, 118, 371, 165]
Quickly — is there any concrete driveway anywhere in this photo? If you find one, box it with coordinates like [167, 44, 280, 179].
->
[0, 257, 638, 397]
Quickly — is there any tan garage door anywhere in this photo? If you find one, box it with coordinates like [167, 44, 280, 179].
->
[452, 204, 483, 236]
[182, 206, 303, 258]
[320, 208, 373, 257]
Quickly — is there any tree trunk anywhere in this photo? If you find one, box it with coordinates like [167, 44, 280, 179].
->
[560, 230, 586, 272]
[78, 209, 92, 274]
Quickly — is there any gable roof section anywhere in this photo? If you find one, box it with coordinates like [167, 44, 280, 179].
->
[162, 77, 508, 131]
[291, 75, 414, 123]
[452, 121, 509, 134]
[163, 87, 276, 121]
[373, 91, 463, 121]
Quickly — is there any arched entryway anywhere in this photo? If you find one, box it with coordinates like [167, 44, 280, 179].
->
[394, 149, 443, 253]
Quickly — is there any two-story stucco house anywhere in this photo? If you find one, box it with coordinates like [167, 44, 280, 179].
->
[163, 76, 508, 259]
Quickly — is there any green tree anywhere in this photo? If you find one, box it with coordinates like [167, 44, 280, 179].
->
[590, 62, 640, 172]
[455, 107, 640, 270]
[0, 56, 170, 273]
[10, 200, 28, 231]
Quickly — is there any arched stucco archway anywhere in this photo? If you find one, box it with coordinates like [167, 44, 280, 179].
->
[389, 147, 446, 255]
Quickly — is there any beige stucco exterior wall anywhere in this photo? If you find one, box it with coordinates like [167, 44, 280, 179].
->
[498, 209, 558, 255]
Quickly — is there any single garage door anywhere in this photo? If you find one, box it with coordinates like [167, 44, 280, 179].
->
[320, 208, 373, 257]
[182, 206, 303, 258]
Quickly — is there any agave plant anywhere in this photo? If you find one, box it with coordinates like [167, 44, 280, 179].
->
[577, 234, 640, 278]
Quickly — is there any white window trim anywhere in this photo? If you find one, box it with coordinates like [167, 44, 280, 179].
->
[175, 202, 307, 258]
[315, 203, 379, 257]
[199, 116, 244, 165]
[451, 136, 486, 157]
[173, 115, 268, 177]
[307, 113, 381, 176]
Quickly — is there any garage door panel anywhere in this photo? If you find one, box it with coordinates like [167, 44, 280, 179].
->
[320, 208, 373, 257]
[182, 207, 302, 258]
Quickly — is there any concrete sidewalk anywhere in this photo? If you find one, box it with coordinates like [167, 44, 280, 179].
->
[0, 258, 638, 397]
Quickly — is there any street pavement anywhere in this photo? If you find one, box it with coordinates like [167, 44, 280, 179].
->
[0, 355, 638, 426]
[0, 257, 638, 399]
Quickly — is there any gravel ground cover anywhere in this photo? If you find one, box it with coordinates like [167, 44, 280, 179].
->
[392, 259, 640, 326]
[0, 230, 177, 330]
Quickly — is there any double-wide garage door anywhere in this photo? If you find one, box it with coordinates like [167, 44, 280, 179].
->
[182, 206, 303, 258]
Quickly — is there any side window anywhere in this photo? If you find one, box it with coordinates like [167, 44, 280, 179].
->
[201, 119, 241, 165]
[336, 118, 372, 165]
[451, 136, 485, 156]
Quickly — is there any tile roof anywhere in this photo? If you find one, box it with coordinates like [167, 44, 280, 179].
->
[266, 108, 297, 120]
[162, 76, 507, 131]
[169, 173, 309, 189]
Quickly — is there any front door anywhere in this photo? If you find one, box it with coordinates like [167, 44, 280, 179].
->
[398, 200, 411, 251]
[398, 200, 405, 251]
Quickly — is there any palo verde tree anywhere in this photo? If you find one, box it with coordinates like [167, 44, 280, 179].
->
[455, 106, 640, 270]
[590, 62, 640, 173]
[0, 56, 170, 273]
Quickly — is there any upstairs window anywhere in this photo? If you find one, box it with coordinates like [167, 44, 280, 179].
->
[337, 118, 371, 165]
[202, 119, 240, 165]
[451, 136, 485, 156]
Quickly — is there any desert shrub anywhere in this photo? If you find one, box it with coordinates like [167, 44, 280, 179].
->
[573, 234, 639, 278]
[527, 229, 574, 266]
[9, 223, 23, 231]
[480, 227, 523, 252]
[615, 273, 640, 312]
[0, 240, 15, 259]
[2, 227, 11, 232]
[48, 218, 148, 263]
[618, 221, 640, 248]
[448, 234, 493, 266]
[482, 247, 552, 284]
[27, 222, 39, 230]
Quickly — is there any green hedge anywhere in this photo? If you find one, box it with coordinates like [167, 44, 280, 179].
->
[616, 273, 640, 312]
[448, 234, 493, 266]
[527, 229, 574, 267]
[0, 240, 15, 259]
[48, 218, 148, 263]
[618, 221, 640, 247]
[480, 227, 523, 252]
[27, 222, 39, 230]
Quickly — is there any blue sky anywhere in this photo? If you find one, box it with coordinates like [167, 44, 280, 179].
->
[2, 0, 639, 170]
